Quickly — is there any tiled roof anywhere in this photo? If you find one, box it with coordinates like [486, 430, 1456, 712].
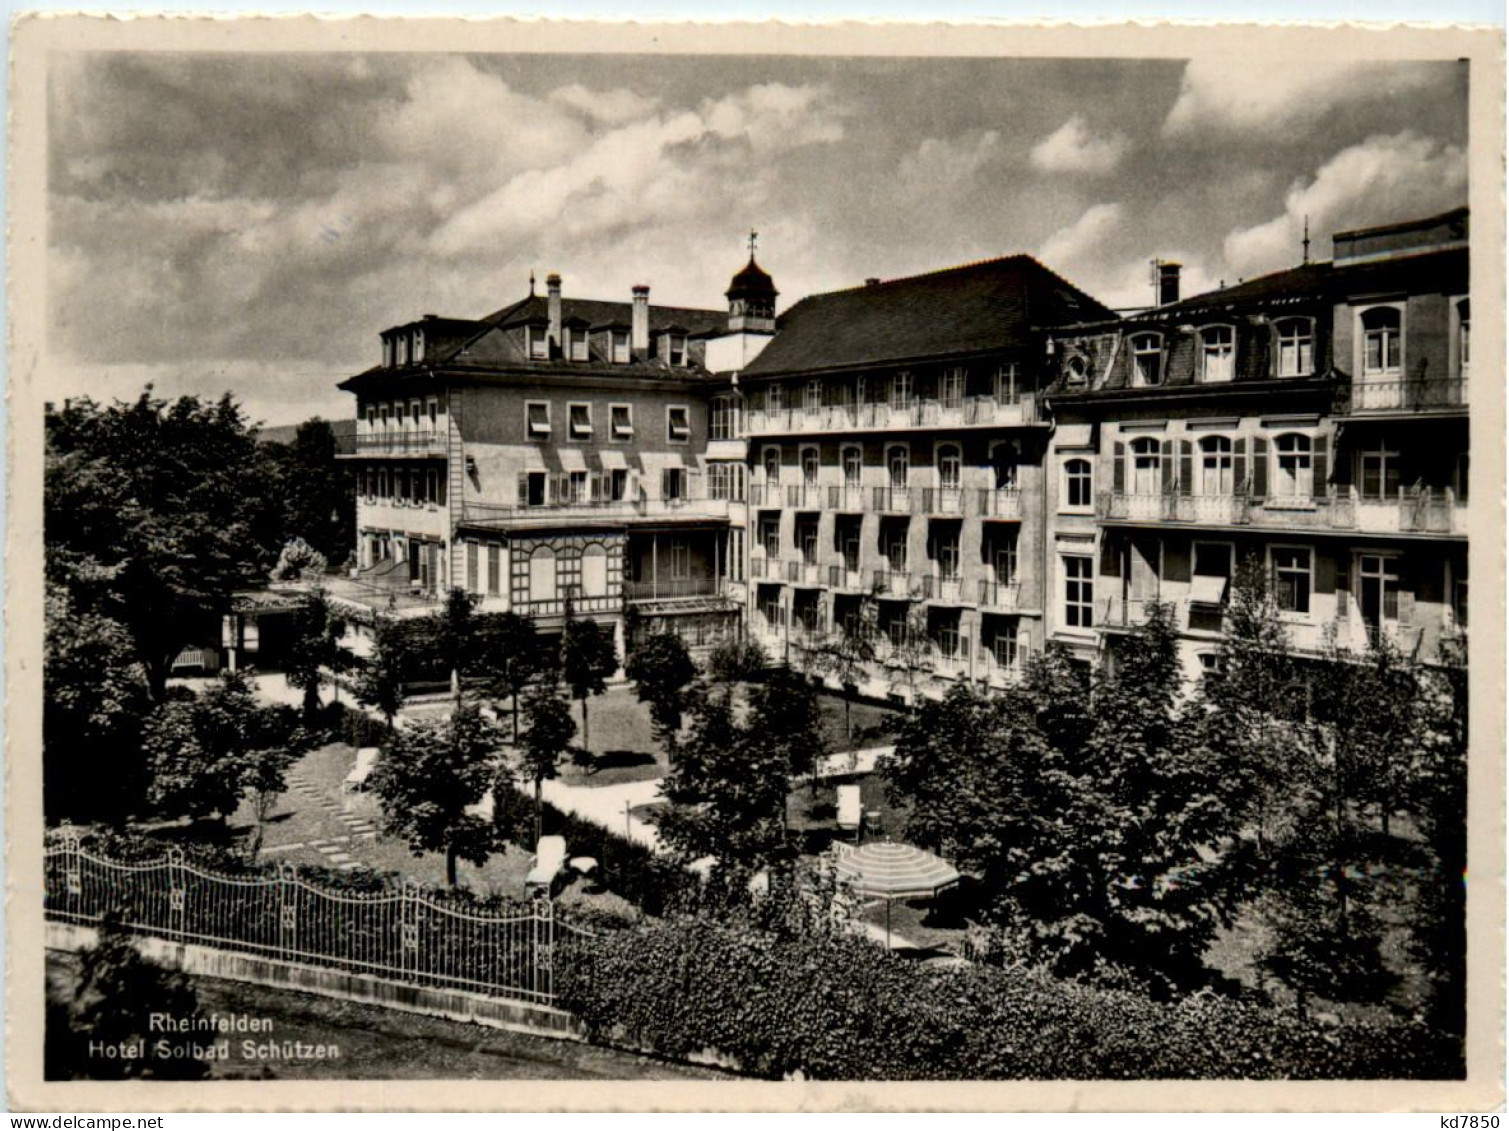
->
[741, 254, 1115, 378]
[482, 295, 726, 337]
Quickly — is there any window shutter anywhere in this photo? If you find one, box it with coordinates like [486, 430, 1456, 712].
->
[517, 472, 528, 507]
[1252, 437, 1268, 499]
[1179, 440, 1193, 497]
[1160, 440, 1175, 493]
[1234, 438, 1247, 492]
[1113, 441, 1125, 493]
[661, 468, 670, 499]
[1334, 553, 1350, 621]
[590, 474, 603, 502]
[1312, 433, 1329, 499]
[1332, 442, 1352, 487]
[1395, 555, 1416, 627]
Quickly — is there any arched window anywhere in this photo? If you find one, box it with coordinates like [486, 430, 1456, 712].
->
[1273, 433, 1312, 498]
[1199, 326, 1235, 383]
[1130, 437, 1161, 495]
[888, 445, 909, 490]
[529, 545, 558, 601]
[842, 446, 862, 488]
[581, 544, 608, 597]
[937, 444, 961, 491]
[1274, 318, 1314, 378]
[801, 446, 820, 485]
[763, 447, 781, 485]
[1361, 307, 1402, 374]
[1064, 458, 1092, 509]
[1200, 435, 1233, 495]
[1130, 333, 1163, 387]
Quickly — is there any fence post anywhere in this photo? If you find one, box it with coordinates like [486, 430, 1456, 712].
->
[400, 881, 420, 980]
[278, 861, 298, 961]
[60, 823, 83, 916]
[167, 845, 186, 941]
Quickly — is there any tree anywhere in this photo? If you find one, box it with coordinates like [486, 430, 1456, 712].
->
[810, 618, 877, 740]
[43, 589, 152, 823]
[368, 700, 502, 887]
[283, 587, 349, 726]
[517, 681, 577, 845]
[436, 587, 482, 700]
[263, 417, 356, 567]
[650, 682, 791, 886]
[625, 631, 697, 758]
[880, 600, 933, 711]
[45, 391, 284, 700]
[353, 617, 409, 732]
[706, 635, 768, 685]
[271, 536, 329, 583]
[560, 616, 618, 756]
[478, 611, 543, 741]
[751, 664, 829, 788]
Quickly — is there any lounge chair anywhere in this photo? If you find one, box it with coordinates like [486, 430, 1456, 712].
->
[525, 835, 568, 898]
[342, 747, 380, 793]
[836, 784, 862, 841]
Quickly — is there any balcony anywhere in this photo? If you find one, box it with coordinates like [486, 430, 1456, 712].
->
[921, 487, 966, 516]
[828, 564, 866, 591]
[750, 482, 780, 508]
[744, 393, 1040, 436]
[344, 430, 448, 457]
[461, 493, 730, 528]
[791, 560, 825, 587]
[977, 488, 1023, 520]
[873, 569, 914, 599]
[920, 574, 966, 604]
[623, 578, 724, 601]
[1096, 488, 1466, 537]
[1098, 595, 1188, 632]
[750, 556, 780, 581]
[787, 484, 824, 510]
[872, 486, 915, 514]
[978, 579, 1022, 611]
[827, 485, 867, 512]
[1346, 377, 1467, 416]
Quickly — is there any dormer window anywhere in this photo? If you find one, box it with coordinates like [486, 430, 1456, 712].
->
[528, 325, 550, 361]
[610, 403, 633, 440]
[611, 330, 630, 364]
[569, 402, 592, 440]
[1130, 334, 1162, 387]
[890, 371, 913, 409]
[568, 327, 589, 362]
[1360, 306, 1402, 375]
[667, 334, 687, 366]
[1274, 318, 1313, 378]
[526, 400, 551, 440]
[1065, 356, 1087, 386]
[413, 329, 425, 363]
[667, 405, 690, 443]
[1199, 326, 1235, 383]
[396, 335, 410, 366]
[382, 337, 394, 368]
[940, 367, 964, 409]
[805, 379, 822, 415]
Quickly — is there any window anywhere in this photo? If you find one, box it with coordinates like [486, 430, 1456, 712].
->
[1200, 435, 1234, 495]
[887, 445, 909, 490]
[1456, 298, 1470, 374]
[413, 329, 425, 362]
[1361, 306, 1402, 374]
[1063, 555, 1094, 629]
[1450, 559, 1468, 629]
[365, 406, 376, 431]
[1359, 442, 1401, 502]
[364, 467, 375, 497]
[666, 405, 690, 443]
[610, 403, 633, 440]
[993, 442, 1019, 491]
[1273, 433, 1311, 499]
[567, 470, 589, 503]
[1199, 325, 1235, 383]
[466, 541, 479, 593]
[843, 446, 862, 488]
[708, 462, 745, 501]
[427, 398, 438, 427]
[520, 471, 547, 508]
[1065, 356, 1087, 386]
[1064, 457, 1093, 510]
[763, 447, 781, 486]
[528, 325, 550, 360]
[426, 468, 439, 504]
[938, 444, 961, 491]
[609, 469, 628, 502]
[382, 338, 394, 368]
[801, 446, 819, 486]
[1130, 437, 1161, 495]
[568, 402, 593, 440]
[1272, 547, 1312, 615]
[568, 328, 589, 362]
[611, 331, 630, 364]
[1191, 541, 1233, 606]
[767, 384, 784, 415]
[940, 368, 964, 409]
[934, 534, 960, 581]
[991, 630, 1018, 673]
[1357, 553, 1400, 631]
[710, 395, 734, 440]
[662, 467, 688, 501]
[670, 539, 691, 580]
[805, 380, 822, 414]
[667, 335, 687, 366]
[994, 363, 1018, 404]
[890, 371, 913, 409]
[934, 619, 960, 661]
[761, 516, 781, 559]
[1130, 334, 1163, 387]
[397, 335, 410, 366]
[1198, 653, 1226, 679]
[991, 532, 1018, 585]
[525, 401, 551, 440]
[885, 529, 908, 573]
[379, 405, 390, 430]
[1126, 537, 1161, 601]
[487, 544, 502, 596]
[729, 528, 745, 583]
[377, 468, 389, 498]
[1275, 318, 1313, 378]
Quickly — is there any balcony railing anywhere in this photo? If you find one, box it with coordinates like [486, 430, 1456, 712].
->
[462, 493, 730, 526]
[873, 569, 914, 599]
[350, 430, 447, 455]
[828, 564, 866, 591]
[1098, 595, 1187, 631]
[623, 578, 723, 601]
[872, 486, 915, 514]
[750, 556, 778, 581]
[1347, 377, 1468, 414]
[1096, 487, 1465, 536]
[744, 393, 1039, 435]
[789, 560, 823, 586]
[921, 487, 965, 515]
[827, 485, 866, 512]
[787, 484, 823, 510]
[920, 574, 965, 603]
[977, 488, 1023, 520]
[978, 579, 1021, 611]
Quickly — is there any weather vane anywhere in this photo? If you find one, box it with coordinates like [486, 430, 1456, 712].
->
[748, 229, 758, 259]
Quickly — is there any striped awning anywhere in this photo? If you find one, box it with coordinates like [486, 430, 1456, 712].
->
[833, 841, 961, 901]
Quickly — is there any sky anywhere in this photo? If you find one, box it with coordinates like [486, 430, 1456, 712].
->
[46, 52, 1469, 426]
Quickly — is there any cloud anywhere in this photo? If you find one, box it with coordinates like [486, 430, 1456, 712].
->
[1038, 203, 1124, 267]
[895, 130, 1002, 197]
[1029, 115, 1129, 175]
[1223, 131, 1467, 277]
[548, 82, 660, 125]
[1163, 59, 1455, 138]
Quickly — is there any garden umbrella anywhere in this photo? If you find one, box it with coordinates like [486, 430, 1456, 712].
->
[832, 841, 961, 948]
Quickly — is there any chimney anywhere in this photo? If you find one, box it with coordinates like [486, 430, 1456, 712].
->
[631, 285, 650, 355]
[546, 273, 563, 347]
[1158, 262, 1182, 306]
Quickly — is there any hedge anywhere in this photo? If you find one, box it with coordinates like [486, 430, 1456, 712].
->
[556, 916, 1463, 1081]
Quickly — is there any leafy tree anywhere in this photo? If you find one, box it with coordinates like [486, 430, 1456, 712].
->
[651, 682, 791, 886]
[706, 635, 768, 685]
[271, 536, 329, 583]
[43, 589, 152, 823]
[283, 587, 349, 726]
[53, 918, 210, 1080]
[517, 681, 578, 845]
[560, 615, 618, 755]
[810, 618, 877, 740]
[353, 617, 409, 732]
[477, 611, 543, 741]
[751, 664, 829, 788]
[880, 600, 933, 711]
[368, 699, 503, 886]
[45, 391, 284, 700]
[263, 417, 356, 567]
[625, 631, 697, 758]
[436, 587, 482, 700]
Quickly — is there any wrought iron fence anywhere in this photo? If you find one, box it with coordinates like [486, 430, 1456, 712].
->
[43, 831, 594, 1006]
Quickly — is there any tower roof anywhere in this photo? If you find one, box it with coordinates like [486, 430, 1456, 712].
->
[726, 256, 778, 302]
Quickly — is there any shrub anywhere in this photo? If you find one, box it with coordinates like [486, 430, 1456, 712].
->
[556, 915, 1462, 1081]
